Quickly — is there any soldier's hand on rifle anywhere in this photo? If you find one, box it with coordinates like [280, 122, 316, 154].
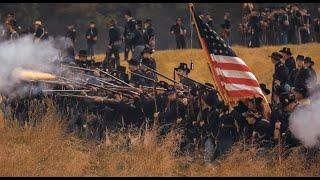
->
[107, 45, 112, 49]
[80, 91, 87, 96]
[275, 121, 281, 129]
[154, 112, 160, 118]
[176, 117, 182, 124]
[92, 87, 98, 92]
[200, 120, 205, 126]
[94, 97, 104, 102]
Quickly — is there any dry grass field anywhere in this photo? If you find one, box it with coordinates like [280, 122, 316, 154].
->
[1, 43, 320, 176]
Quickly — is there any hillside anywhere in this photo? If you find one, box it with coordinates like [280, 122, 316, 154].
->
[1, 44, 320, 176]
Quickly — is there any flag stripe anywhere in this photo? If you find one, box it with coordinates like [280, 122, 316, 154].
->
[210, 54, 246, 65]
[227, 90, 263, 98]
[220, 76, 260, 87]
[215, 68, 258, 81]
[223, 83, 263, 94]
[215, 62, 251, 72]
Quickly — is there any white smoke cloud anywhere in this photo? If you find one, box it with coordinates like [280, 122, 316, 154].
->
[0, 35, 68, 94]
[289, 83, 320, 148]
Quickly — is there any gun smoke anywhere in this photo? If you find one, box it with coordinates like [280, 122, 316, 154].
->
[0, 35, 69, 95]
[289, 81, 320, 148]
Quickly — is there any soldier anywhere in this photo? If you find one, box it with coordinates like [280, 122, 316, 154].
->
[105, 19, 122, 69]
[248, 10, 261, 48]
[33, 20, 45, 43]
[289, 55, 311, 88]
[140, 47, 156, 70]
[66, 24, 76, 47]
[131, 20, 146, 62]
[269, 91, 296, 147]
[64, 25, 76, 60]
[143, 19, 156, 51]
[221, 12, 231, 46]
[158, 85, 188, 138]
[278, 6, 290, 45]
[213, 105, 238, 159]
[282, 85, 310, 148]
[7, 23, 19, 41]
[123, 10, 136, 61]
[196, 87, 221, 163]
[128, 59, 144, 87]
[140, 58, 156, 87]
[6, 12, 19, 32]
[269, 52, 289, 106]
[241, 98, 270, 146]
[170, 18, 187, 49]
[304, 57, 317, 89]
[279, 47, 296, 75]
[174, 63, 194, 88]
[291, 3, 303, 44]
[113, 65, 130, 84]
[154, 81, 169, 113]
[293, 84, 310, 107]
[73, 50, 94, 69]
[86, 21, 98, 60]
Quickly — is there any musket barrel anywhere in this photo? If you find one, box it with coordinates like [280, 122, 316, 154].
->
[61, 64, 95, 72]
[141, 64, 178, 84]
[128, 70, 156, 82]
[96, 68, 140, 91]
[42, 89, 90, 92]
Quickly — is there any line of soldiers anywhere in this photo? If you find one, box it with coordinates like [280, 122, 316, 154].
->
[238, 3, 320, 47]
[1, 44, 319, 165]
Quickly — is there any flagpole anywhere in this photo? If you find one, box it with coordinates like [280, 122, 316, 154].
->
[188, 3, 230, 105]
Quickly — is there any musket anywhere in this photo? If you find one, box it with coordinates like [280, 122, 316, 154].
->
[96, 68, 138, 90]
[141, 86, 167, 91]
[128, 70, 156, 82]
[42, 89, 90, 94]
[140, 85, 184, 94]
[176, 73, 216, 91]
[60, 64, 96, 72]
[27, 79, 68, 85]
[56, 76, 91, 89]
[141, 64, 179, 84]
[56, 93, 100, 100]
[79, 73, 122, 88]
[79, 79, 140, 97]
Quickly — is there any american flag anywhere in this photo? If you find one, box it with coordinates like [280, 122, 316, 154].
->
[190, 4, 266, 105]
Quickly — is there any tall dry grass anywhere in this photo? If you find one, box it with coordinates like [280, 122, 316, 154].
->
[2, 105, 320, 176]
[1, 43, 320, 176]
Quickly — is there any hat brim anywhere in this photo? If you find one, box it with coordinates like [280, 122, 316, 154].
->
[279, 50, 292, 55]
